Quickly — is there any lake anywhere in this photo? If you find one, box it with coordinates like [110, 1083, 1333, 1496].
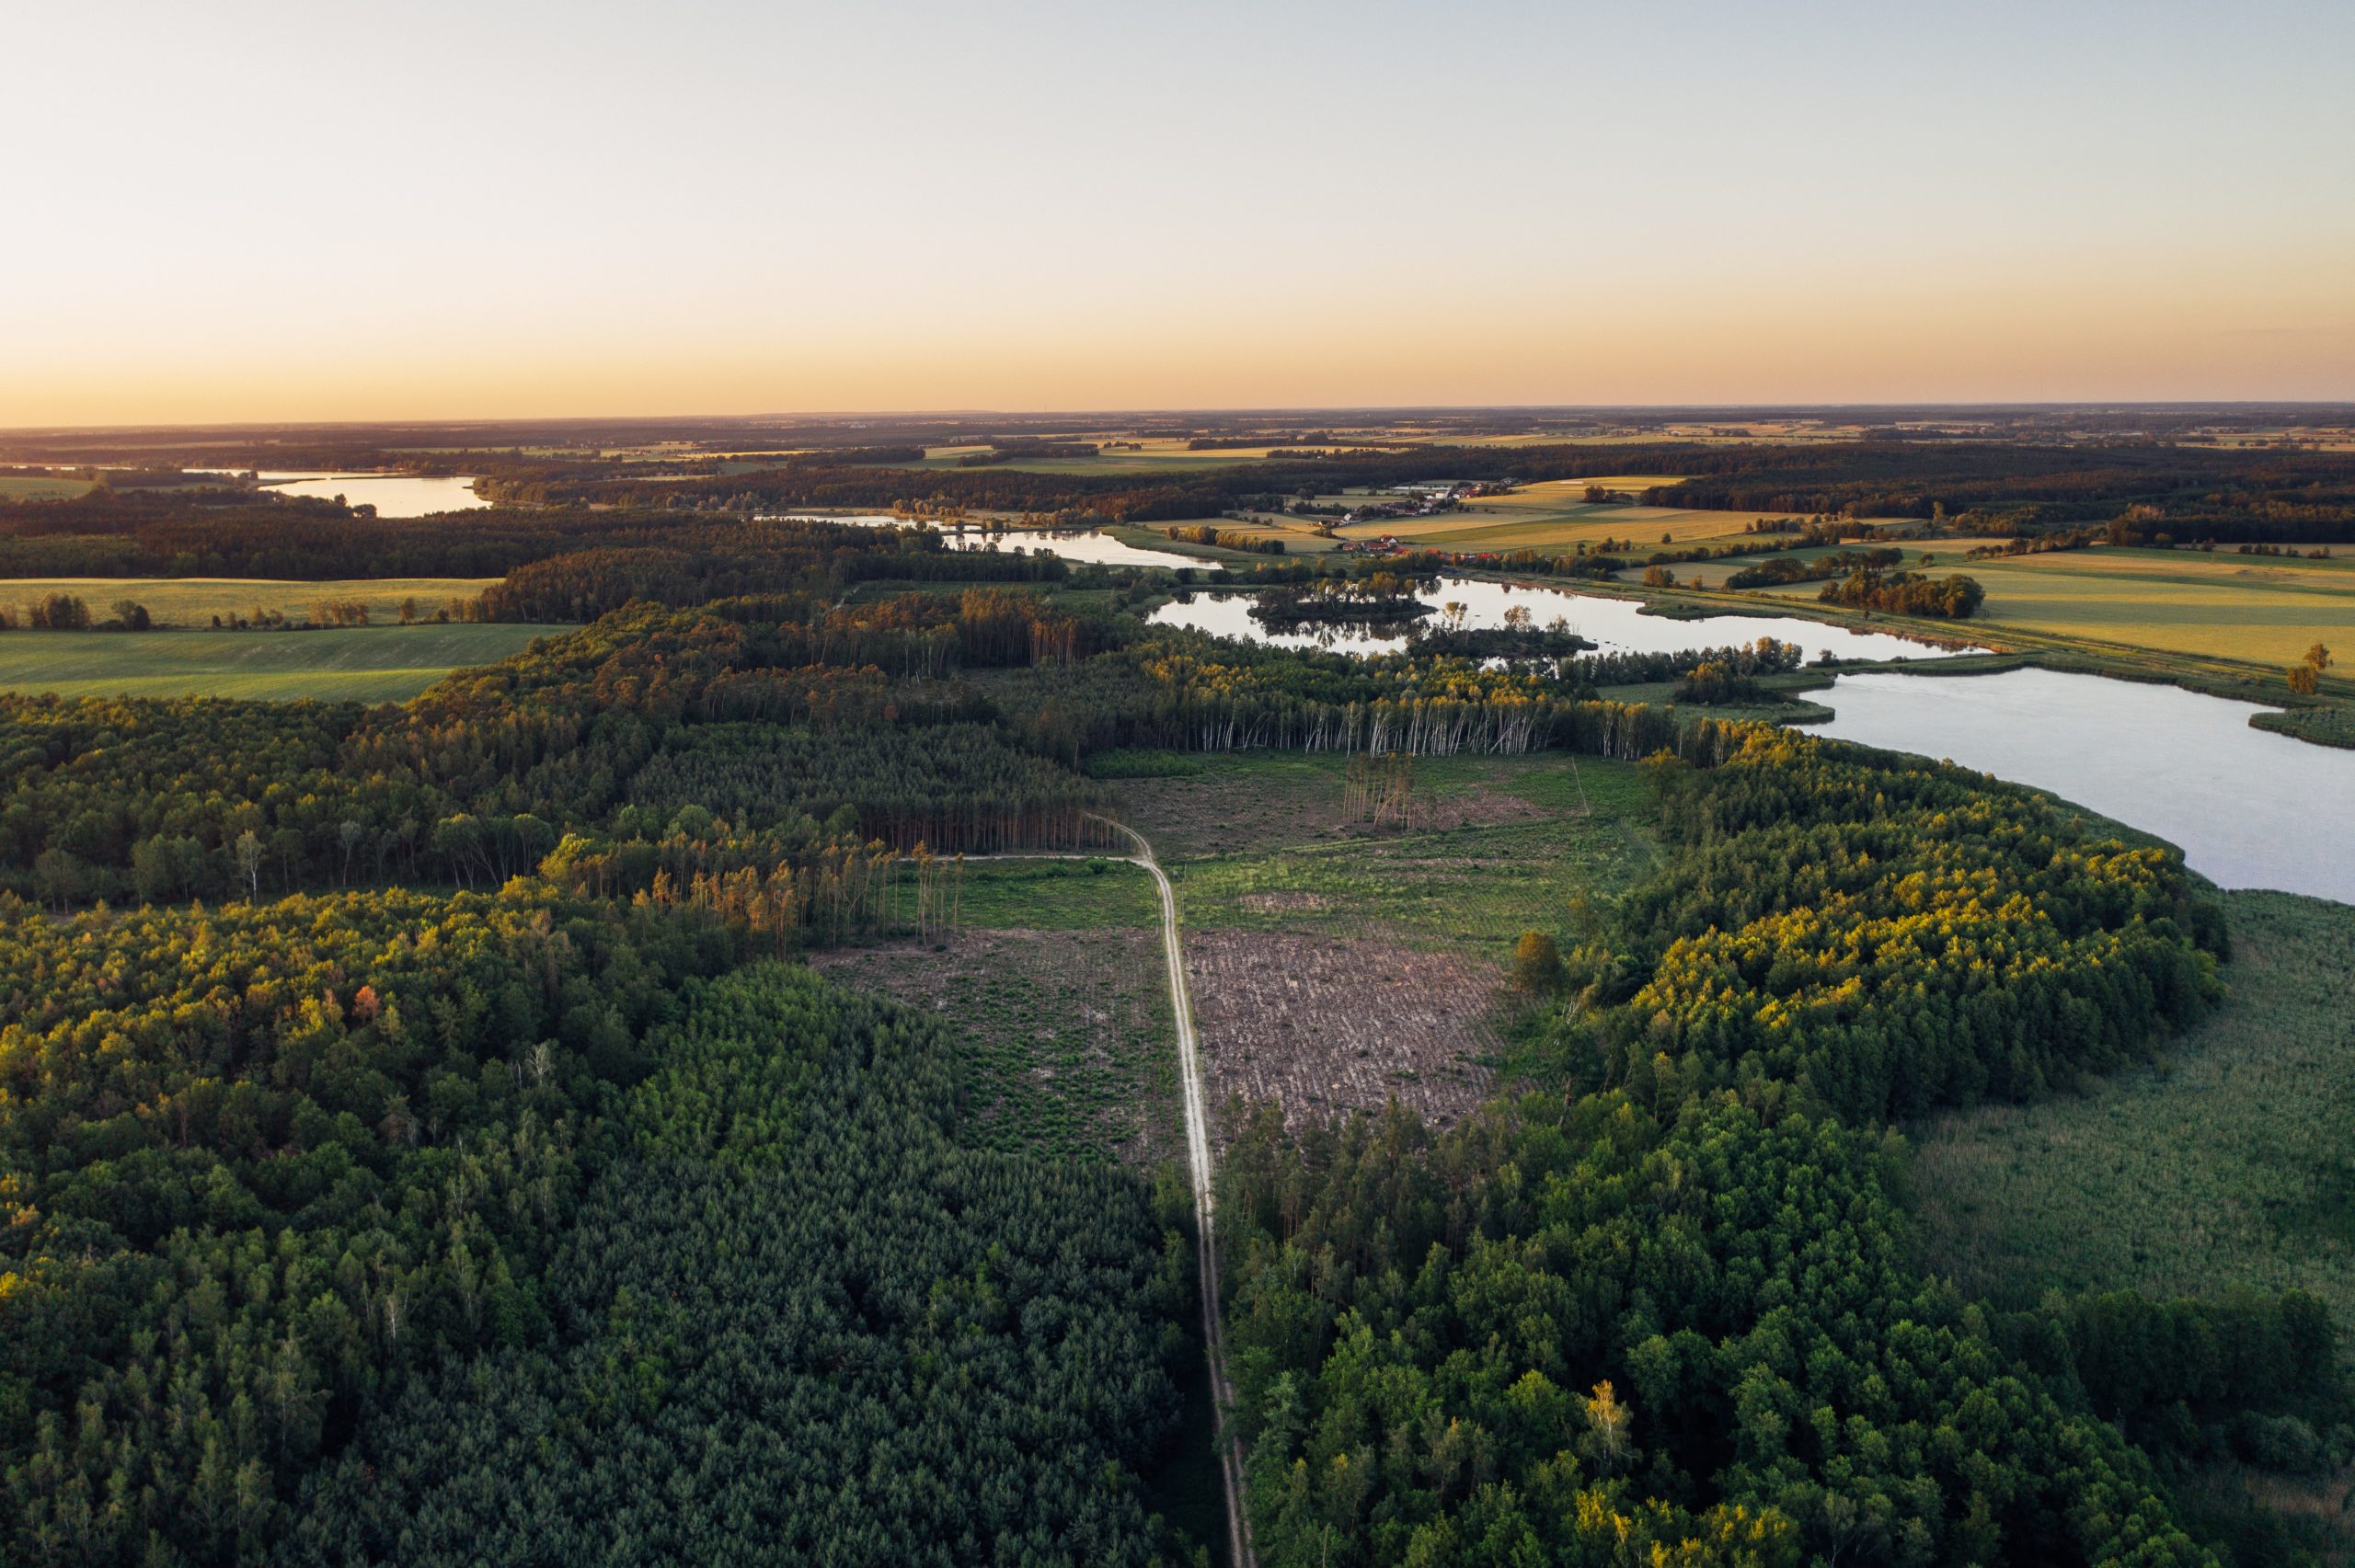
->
[1150, 576, 1975, 661]
[762, 513, 1203, 569]
[1816, 667, 2355, 902]
[257, 473, 488, 516]
[942, 528, 1199, 569]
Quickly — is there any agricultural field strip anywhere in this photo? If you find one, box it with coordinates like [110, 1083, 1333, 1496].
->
[0, 623, 557, 703]
[0, 576, 501, 625]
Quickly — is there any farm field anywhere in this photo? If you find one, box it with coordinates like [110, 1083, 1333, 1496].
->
[814, 859, 1179, 1164]
[0, 623, 557, 701]
[1441, 423, 1869, 447]
[1327, 478, 1885, 551]
[1119, 750, 1659, 1139]
[1642, 538, 2012, 589]
[1910, 890, 2355, 1332]
[0, 576, 500, 627]
[1752, 545, 2355, 664]
[896, 438, 1308, 475]
[0, 475, 97, 500]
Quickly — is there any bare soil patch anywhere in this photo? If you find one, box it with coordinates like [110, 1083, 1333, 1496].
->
[1238, 891, 1336, 912]
[1184, 929, 1502, 1142]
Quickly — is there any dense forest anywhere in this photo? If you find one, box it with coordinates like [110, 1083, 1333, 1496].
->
[3, 445, 2348, 1563]
[1215, 726, 2340, 1567]
[8, 424, 2355, 597]
[442, 437, 2355, 544]
[0, 585, 1748, 912]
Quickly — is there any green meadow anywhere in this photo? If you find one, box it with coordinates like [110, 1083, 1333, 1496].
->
[0, 624, 558, 702]
[0, 475, 98, 501]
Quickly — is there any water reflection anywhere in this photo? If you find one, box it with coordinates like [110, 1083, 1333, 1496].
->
[760, 515, 1202, 568]
[1817, 668, 2355, 901]
[255, 473, 487, 516]
[1148, 577, 1974, 662]
[941, 528, 1199, 569]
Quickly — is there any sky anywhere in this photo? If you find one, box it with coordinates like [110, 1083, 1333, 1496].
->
[5, 0, 2351, 424]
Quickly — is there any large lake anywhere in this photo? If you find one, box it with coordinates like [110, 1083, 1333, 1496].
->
[1151, 576, 1974, 662]
[257, 473, 487, 516]
[1817, 668, 2355, 901]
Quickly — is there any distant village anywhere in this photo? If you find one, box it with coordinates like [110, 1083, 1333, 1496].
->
[1244, 478, 1511, 551]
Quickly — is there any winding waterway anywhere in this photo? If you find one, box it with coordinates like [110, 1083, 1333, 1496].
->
[1816, 668, 2355, 902]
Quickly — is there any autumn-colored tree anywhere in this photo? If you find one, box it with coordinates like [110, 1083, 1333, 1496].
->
[1511, 930, 1565, 994]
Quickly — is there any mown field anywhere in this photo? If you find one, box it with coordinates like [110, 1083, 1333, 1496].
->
[0, 623, 557, 701]
[0, 575, 501, 627]
[1911, 889, 2355, 1331]
[815, 858, 1181, 1164]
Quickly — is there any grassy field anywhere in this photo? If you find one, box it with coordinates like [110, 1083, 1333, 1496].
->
[0, 624, 557, 702]
[945, 857, 1163, 929]
[1742, 545, 2355, 665]
[0, 475, 97, 500]
[0, 576, 501, 628]
[1910, 890, 2355, 1331]
[1955, 548, 2355, 666]
[1647, 538, 2013, 589]
[819, 858, 1180, 1165]
[1167, 789, 1654, 953]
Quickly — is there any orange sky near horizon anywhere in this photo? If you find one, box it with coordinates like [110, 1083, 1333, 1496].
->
[4, 1, 2349, 425]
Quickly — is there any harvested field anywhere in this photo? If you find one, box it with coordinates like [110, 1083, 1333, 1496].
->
[811, 926, 1180, 1165]
[1184, 930, 1500, 1142]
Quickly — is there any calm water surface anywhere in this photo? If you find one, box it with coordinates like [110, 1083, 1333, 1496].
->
[1150, 577, 1975, 661]
[258, 473, 487, 516]
[1817, 668, 2355, 901]
[764, 514, 1202, 568]
[942, 528, 1199, 568]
